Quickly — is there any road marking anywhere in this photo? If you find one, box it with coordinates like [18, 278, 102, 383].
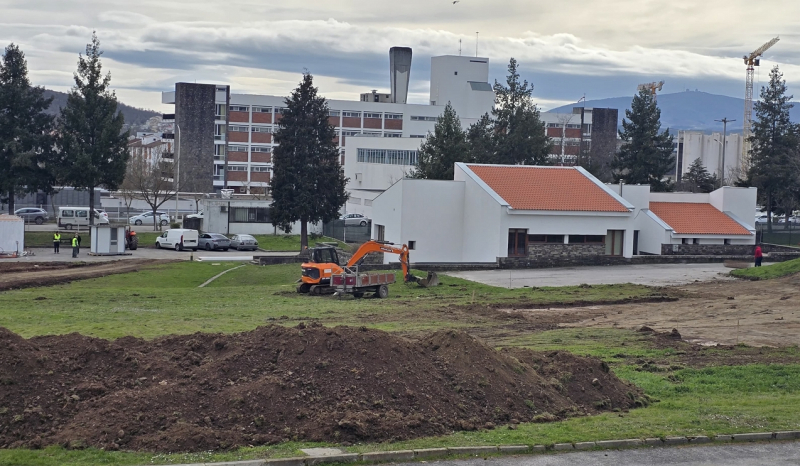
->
[198, 265, 245, 288]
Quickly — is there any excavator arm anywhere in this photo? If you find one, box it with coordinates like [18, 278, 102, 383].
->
[346, 240, 438, 287]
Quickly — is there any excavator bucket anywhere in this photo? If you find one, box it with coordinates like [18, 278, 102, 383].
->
[415, 271, 440, 287]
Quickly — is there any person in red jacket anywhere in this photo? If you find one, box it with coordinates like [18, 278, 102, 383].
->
[754, 245, 763, 267]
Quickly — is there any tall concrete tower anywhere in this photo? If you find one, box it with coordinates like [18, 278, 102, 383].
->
[389, 47, 412, 104]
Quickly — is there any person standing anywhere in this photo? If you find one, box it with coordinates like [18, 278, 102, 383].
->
[754, 244, 763, 267]
[53, 232, 61, 254]
[72, 233, 79, 258]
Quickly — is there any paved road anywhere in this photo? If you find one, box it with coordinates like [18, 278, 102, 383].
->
[414, 442, 800, 466]
[446, 263, 753, 288]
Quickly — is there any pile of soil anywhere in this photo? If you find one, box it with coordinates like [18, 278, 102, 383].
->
[0, 324, 641, 452]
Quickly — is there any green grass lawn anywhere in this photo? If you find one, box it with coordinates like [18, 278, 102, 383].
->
[731, 257, 800, 280]
[0, 262, 658, 340]
[2, 262, 799, 465]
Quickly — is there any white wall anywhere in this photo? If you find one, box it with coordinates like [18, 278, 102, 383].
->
[650, 192, 710, 203]
[429, 56, 494, 122]
[399, 180, 465, 263]
[455, 164, 505, 262]
[201, 199, 321, 236]
[709, 186, 757, 227]
[0, 215, 24, 253]
[371, 180, 404, 255]
[635, 210, 671, 254]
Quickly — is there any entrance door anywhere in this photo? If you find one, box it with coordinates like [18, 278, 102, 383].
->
[508, 229, 528, 257]
[605, 230, 624, 256]
[633, 230, 639, 255]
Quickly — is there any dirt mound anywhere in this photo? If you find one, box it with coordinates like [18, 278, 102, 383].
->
[0, 325, 641, 452]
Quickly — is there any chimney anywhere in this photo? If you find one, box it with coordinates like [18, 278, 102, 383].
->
[389, 47, 412, 104]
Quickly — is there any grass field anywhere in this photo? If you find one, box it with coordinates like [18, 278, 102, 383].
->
[1, 262, 799, 465]
[731, 257, 800, 280]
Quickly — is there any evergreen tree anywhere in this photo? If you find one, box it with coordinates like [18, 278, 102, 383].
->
[466, 112, 495, 163]
[746, 66, 798, 233]
[680, 158, 717, 193]
[0, 43, 56, 213]
[57, 33, 128, 224]
[412, 103, 470, 179]
[490, 58, 551, 165]
[612, 88, 674, 191]
[270, 72, 347, 249]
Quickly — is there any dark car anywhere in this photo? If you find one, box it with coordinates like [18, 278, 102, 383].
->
[230, 234, 259, 251]
[14, 208, 49, 225]
[198, 233, 230, 251]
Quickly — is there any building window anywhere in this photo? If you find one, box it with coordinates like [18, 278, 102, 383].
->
[364, 112, 382, 119]
[410, 134, 426, 138]
[408, 241, 416, 250]
[251, 146, 272, 153]
[724, 239, 731, 245]
[568, 235, 604, 243]
[342, 130, 361, 136]
[385, 113, 403, 120]
[329, 110, 340, 117]
[229, 125, 248, 132]
[251, 166, 270, 172]
[529, 235, 565, 243]
[383, 132, 402, 138]
[228, 145, 247, 152]
[229, 207, 271, 223]
[606, 230, 624, 256]
[215, 104, 226, 119]
[508, 229, 528, 257]
[229, 105, 249, 112]
[250, 126, 273, 133]
[376, 224, 385, 241]
[357, 148, 418, 165]
[342, 111, 361, 118]
[214, 124, 226, 140]
[227, 165, 248, 172]
[410, 115, 437, 122]
[363, 131, 382, 137]
[253, 106, 272, 113]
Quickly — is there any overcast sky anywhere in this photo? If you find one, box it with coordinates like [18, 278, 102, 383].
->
[2, 0, 799, 112]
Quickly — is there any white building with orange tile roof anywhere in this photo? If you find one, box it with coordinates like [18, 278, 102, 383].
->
[371, 163, 756, 264]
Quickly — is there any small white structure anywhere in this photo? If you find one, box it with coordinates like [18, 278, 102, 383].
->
[90, 225, 127, 255]
[372, 163, 756, 265]
[0, 214, 24, 256]
[201, 198, 323, 236]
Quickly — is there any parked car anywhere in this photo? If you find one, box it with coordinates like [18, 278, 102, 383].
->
[778, 216, 800, 224]
[155, 229, 199, 251]
[341, 213, 369, 226]
[58, 207, 109, 229]
[229, 234, 259, 251]
[755, 214, 769, 225]
[185, 211, 204, 219]
[129, 211, 170, 226]
[198, 233, 230, 251]
[14, 207, 49, 225]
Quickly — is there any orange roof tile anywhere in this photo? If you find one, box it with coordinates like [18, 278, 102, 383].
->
[466, 165, 629, 212]
[649, 202, 752, 235]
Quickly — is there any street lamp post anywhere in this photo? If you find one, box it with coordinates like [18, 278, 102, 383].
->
[174, 123, 181, 223]
[714, 118, 735, 186]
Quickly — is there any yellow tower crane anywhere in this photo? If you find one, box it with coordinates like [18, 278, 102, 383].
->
[637, 81, 665, 101]
[741, 36, 780, 171]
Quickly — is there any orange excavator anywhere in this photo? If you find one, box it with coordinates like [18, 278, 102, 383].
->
[297, 240, 438, 295]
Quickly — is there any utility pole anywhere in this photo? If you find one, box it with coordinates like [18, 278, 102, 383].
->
[715, 118, 735, 186]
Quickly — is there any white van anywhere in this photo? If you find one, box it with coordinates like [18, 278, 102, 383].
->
[155, 229, 199, 251]
[58, 207, 109, 229]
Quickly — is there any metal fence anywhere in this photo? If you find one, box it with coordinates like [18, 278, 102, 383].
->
[323, 220, 372, 244]
[757, 223, 800, 246]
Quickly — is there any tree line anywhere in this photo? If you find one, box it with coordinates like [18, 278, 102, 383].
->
[0, 34, 128, 221]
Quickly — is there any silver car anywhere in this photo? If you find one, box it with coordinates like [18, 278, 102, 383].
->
[198, 233, 230, 251]
[14, 208, 49, 225]
[129, 211, 170, 226]
[229, 234, 259, 251]
[341, 213, 369, 226]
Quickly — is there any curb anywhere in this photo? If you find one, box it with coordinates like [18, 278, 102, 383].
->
[152, 431, 800, 466]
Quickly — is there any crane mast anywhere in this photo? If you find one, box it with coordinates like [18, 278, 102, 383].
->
[741, 37, 779, 172]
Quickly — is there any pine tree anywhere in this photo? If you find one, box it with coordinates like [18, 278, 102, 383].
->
[57, 33, 129, 224]
[490, 58, 551, 165]
[466, 112, 495, 163]
[680, 158, 717, 193]
[0, 43, 56, 213]
[746, 66, 798, 233]
[412, 103, 470, 179]
[270, 72, 347, 249]
[612, 88, 675, 191]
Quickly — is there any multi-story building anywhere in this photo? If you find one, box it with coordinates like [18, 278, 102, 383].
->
[160, 53, 495, 195]
[673, 131, 744, 183]
[127, 132, 174, 167]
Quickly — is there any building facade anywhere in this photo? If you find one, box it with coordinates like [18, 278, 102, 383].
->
[673, 131, 744, 182]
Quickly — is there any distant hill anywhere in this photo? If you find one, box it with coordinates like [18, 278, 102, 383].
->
[43, 89, 160, 127]
[548, 90, 800, 133]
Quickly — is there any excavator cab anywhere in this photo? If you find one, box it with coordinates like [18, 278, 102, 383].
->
[298, 246, 345, 294]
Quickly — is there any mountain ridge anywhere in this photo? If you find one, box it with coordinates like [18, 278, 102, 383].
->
[547, 90, 800, 133]
[42, 89, 160, 127]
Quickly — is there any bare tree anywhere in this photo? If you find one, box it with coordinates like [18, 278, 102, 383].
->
[118, 161, 139, 220]
[127, 145, 178, 231]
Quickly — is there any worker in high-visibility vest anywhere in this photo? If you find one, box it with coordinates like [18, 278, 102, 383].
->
[71, 234, 79, 258]
[53, 232, 61, 254]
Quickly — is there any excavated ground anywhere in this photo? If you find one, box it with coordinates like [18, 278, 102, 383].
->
[0, 324, 642, 452]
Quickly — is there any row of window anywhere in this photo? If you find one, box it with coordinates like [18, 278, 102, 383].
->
[357, 148, 418, 165]
[410, 115, 437, 122]
[228, 145, 273, 153]
[230, 207, 271, 223]
[330, 111, 403, 119]
[229, 125, 275, 133]
[217, 165, 272, 172]
[229, 106, 286, 113]
[546, 123, 583, 129]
